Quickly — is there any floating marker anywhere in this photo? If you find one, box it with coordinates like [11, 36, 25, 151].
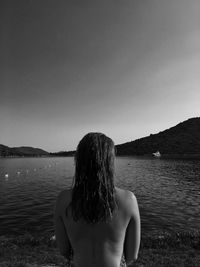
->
[5, 173, 9, 178]
[50, 235, 56, 241]
[17, 171, 21, 175]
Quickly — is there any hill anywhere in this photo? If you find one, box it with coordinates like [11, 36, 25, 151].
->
[1, 117, 200, 157]
[0, 145, 49, 157]
[50, 150, 75, 157]
[116, 117, 200, 156]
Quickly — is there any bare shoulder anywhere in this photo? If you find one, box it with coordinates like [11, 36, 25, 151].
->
[115, 186, 137, 201]
[57, 188, 72, 202]
[115, 187, 139, 217]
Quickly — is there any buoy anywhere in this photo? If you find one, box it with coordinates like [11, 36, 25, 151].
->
[17, 171, 20, 175]
[5, 173, 9, 178]
[50, 235, 56, 241]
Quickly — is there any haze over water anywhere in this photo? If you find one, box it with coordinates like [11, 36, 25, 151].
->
[0, 157, 200, 237]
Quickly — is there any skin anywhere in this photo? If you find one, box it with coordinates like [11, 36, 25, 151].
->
[54, 187, 140, 267]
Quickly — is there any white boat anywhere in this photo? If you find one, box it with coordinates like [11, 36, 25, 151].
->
[152, 151, 161, 157]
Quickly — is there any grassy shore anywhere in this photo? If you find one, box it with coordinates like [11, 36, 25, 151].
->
[0, 231, 200, 267]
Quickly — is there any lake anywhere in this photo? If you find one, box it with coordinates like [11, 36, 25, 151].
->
[0, 157, 200, 237]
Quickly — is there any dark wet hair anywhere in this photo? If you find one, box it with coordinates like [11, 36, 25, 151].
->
[70, 132, 116, 223]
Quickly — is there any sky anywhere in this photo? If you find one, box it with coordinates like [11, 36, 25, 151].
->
[0, 0, 200, 152]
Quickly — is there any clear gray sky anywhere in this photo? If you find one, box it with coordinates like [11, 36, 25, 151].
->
[1, 0, 200, 152]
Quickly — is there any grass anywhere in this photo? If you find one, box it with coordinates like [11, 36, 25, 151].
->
[137, 231, 200, 267]
[0, 231, 200, 267]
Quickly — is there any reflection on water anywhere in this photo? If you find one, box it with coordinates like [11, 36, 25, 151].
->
[0, 157, 200, 236]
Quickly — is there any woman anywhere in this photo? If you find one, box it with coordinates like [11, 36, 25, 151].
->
[54, 132, 140, 267]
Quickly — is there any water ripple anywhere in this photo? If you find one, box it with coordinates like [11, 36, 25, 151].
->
[0, 157, 200, 236]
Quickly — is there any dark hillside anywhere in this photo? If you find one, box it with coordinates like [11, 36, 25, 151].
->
[0, 145, 49, 157]
[116, 118, 200, 155]
[50, 151, 75, 157]
[12, 146, 49, 156]
[0, 145, 12, 157]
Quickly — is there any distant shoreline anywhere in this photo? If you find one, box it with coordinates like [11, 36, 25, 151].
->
[1, 154, 200, 159]
[0, 155, 50, 158]
[116, 153, 200, 159]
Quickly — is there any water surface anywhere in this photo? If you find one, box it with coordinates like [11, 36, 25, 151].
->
[0, 157, 199, 236]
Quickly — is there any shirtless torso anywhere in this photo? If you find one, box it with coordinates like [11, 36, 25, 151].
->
[54, 187, 140, 267]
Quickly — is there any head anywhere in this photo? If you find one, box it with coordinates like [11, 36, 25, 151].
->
[70, 132, 116, 223]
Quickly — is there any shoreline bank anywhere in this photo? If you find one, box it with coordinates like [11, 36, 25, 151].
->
[2, 153, 200, 159]
[1, 230, 200, 267]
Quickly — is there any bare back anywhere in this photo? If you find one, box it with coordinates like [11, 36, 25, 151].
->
[54, 187, 140, 267]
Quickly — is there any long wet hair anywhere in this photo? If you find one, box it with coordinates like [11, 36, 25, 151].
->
[70, 132, 116, 223]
